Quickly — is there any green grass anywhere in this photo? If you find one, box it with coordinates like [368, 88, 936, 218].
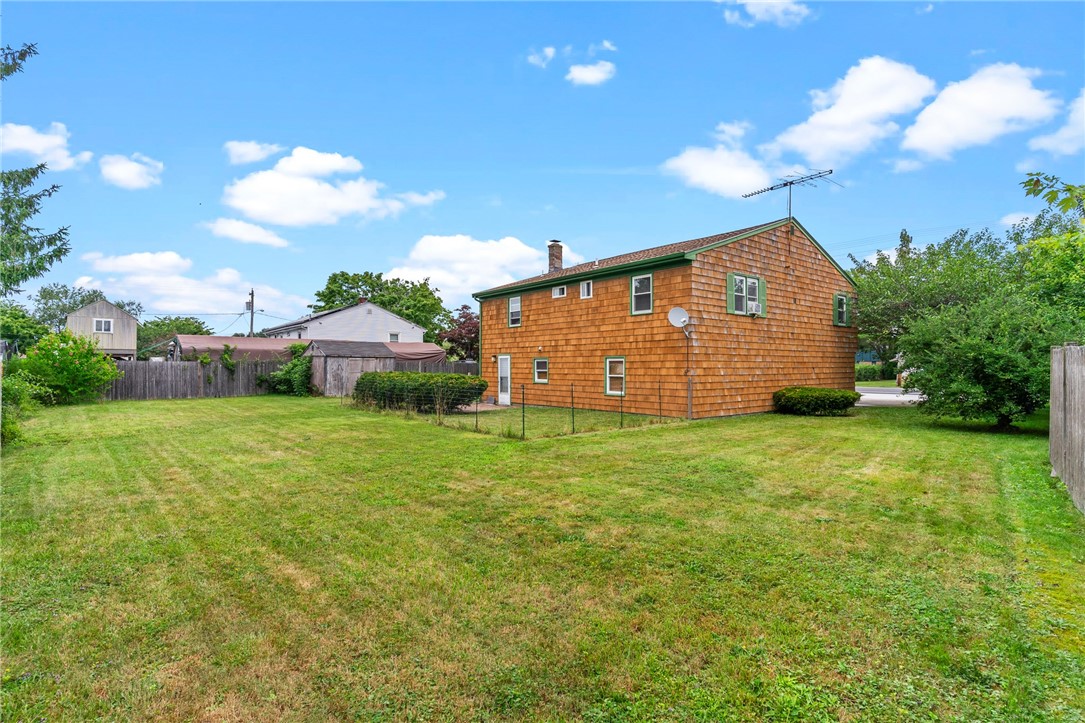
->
[3, 397, 1083, 721]
[383, 403, 679, 439]
[854, 379, 901, 388]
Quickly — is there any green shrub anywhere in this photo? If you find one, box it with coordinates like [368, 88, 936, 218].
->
[854, 364, 881, 382]
[773, 386, 861, 416]
[880, 358, 898, 380]
[2, 367, 55, 445]
[20, 330, 123, 404]
[263, 355, 313, 396]
[353, 372, 488, 414]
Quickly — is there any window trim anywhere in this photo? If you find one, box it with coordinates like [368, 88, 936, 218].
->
[507, 296, 522, 327]
[388, 332, 400, 342]
[726, 272, 767, 317]
[833, 292, 852, 327]
[94, 318, 114, 333]
[604, 356, 626, 397]
[580, 280, 593, 299]
[552, 285, 567, 299]
[630, 273, 653, 315]
[533, 357, 549, 384]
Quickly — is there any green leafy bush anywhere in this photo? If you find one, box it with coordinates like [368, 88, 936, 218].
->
[263, 355, 313, 396]
[855, 364, 881, 382]
[1, 367, 54, 444]
[880, 358, 898, 380]
[353, 372, 488, 414]
[20, 330, 123, 404]
[773, 386, 861, 416]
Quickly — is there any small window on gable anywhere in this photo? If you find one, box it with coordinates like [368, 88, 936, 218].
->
[297, 332, 303, 339]
[534, 358, 549, 384]
[605, 357, 625, 396]
[94, 318, 113, 333]
[727, 273, 766, 316]
[552, 286, 567, 299]
[580, 280, 593, 299]
[631, 274, 652, 315]
[833, 293, 853, 326]
[508, 296, 522, 327]
[389, 332, 400, 342]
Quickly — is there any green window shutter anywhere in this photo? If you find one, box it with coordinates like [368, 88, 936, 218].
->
[726, 273, 736, 314]
[757, 276, 767, 316]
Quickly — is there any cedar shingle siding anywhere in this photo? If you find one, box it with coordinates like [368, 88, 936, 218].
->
[474, 218, 856, 419]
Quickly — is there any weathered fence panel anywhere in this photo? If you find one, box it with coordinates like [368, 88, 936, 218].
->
[105, 360, 283, 401]
[1051, 343, 1084, 515]
[392, 360, 479, 375]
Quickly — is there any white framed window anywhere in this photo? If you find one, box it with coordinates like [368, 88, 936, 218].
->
[552, 285, 567, 299]
[534, 358, 549, 384]
[580, 280, 593, 299]
[605, 357, 625, 396]
[630, 274, 652, 315]
[508, 296, 521, 327]
[727, 272, 766, 316]
[94, 318, 113, 333]
[389, 332, 400, 342]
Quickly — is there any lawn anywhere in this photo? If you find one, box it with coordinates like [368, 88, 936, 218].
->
[3, 397, 1083, 721]
[390, 403, 679, 439]
[854, 379, 901, 388]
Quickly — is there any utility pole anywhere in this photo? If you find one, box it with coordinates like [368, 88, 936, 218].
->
[246, 288, 255, 337]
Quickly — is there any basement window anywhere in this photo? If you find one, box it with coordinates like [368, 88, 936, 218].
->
[94, 318, 113, 333]
[605, 357, 625, 396]
[534, 358, 549, 384]
[508, 296, 521, 327]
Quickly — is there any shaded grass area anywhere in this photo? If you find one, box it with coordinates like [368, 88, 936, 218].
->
[387, 403, 679, 439]
[855, 379, 901, 388]
[2, 397, 1083, 721]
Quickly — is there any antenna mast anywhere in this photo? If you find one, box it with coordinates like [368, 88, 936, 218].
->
[742, 169, 834, 221]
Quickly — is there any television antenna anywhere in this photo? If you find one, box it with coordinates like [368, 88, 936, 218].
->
[742, 169, 838, 221]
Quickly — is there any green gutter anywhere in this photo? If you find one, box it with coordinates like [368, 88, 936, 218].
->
[473, 254, 690, 301]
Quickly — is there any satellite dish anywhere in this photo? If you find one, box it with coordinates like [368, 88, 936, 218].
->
[668, 307, 689, 328]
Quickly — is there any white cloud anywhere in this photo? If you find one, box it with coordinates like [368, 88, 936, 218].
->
[527, 47, 556, 69]
[224, 140, 284, 164]
[222, 146, 444, 226]
[723, 0, 811, 28]
[999, 212, 1032, 227]
[1015, 157, 1042, 174]
[0, 122, 92, 170]
[565, 60, 617, 86]
[662, 146, 773, 199]
[764, 56, 936, 167]
[1028, 88, 1085, 157]
[388, 234, 585, 306]
[81, 250, 191, 275]
[203, 218, 290, 248]
[892, 158, 924, 173]
[99, 153, 164, 189]
[589, 39, 619, 55]
[76, 251, 310, 318]
[901, 63, 1060, 159]
[601, 39, 618, 52]
[917, 3, 934, 14]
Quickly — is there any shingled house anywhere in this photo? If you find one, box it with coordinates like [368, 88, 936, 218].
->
[473, 217, 856, 418]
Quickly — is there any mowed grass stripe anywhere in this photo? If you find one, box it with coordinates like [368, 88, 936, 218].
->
[2, 397, 1082, 720]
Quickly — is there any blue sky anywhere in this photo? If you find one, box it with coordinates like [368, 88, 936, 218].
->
[3, 1, 1083, 333]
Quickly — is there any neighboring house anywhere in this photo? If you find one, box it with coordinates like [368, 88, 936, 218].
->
[473, 217, 857, 419]
[65, 300, 138, 360]
[169, 335, 307, 362]
[261, 298, 425, 343]
[305, 340, 448, 396]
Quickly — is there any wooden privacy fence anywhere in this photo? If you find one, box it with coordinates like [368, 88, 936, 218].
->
[393, 360, 479, 374]
[1051, 343, 1084, 515]
[105, 360, 283, 401]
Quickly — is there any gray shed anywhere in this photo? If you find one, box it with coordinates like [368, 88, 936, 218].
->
[304, 340, 396, 397]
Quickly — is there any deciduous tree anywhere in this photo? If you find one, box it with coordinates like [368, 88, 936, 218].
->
[137, 316, 214, 359]
[312, 271, 451, 342]
[438, 304, 479, 360]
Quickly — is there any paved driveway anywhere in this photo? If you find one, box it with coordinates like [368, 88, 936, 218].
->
[855, 385, 923, 407]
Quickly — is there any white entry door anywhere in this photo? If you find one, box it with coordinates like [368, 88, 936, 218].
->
[497, 355, 511, 405]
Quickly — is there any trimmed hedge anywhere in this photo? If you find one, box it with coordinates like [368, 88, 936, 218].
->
[855, 364, 881, 381]
[353, 372, 488, 414]
[773, 386, 861, 416]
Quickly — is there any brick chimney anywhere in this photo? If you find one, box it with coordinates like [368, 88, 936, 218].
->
[357, 297, 367, 305]
[548, 240, 563, 273]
